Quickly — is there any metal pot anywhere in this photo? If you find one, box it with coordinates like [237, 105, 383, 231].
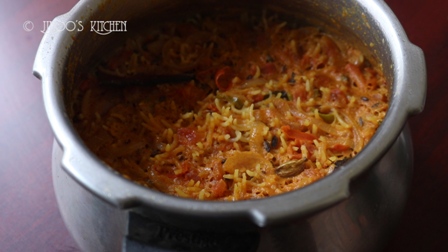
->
[34, 0, 426, 251]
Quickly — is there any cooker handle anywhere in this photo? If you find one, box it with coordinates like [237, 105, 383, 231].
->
[33, 0, 88, 80]
[33, 13, 72, 80]
[33, 3, 143, 208]
[402, 43, 426, 116]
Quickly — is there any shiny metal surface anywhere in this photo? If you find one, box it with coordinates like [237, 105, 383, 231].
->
[52, 125, 413, 251]
[36, 0, 426, 251]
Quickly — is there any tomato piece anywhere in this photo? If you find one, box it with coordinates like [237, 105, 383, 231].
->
[260, 62, 277, 75]
[214, 66, 235, 91]
[329, 88, 348, 107]
[291, 84, 307, 101]
[330, 144, 351, 152]
[177, 127, 202, 145]
[176, 82, 208, 110]
[281, 125, 316, 141]
[345, 63, 366, 89]
[251, 94, 265, 103]
[177, 160, 192, 176]
[205, 103, 219, 113]
[211, 179, 227, 198]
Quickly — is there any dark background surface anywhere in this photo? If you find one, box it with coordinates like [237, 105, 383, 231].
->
[0, 0, 446, 251]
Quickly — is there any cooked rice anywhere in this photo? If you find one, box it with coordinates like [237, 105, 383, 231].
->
[72, 12, 388, 201]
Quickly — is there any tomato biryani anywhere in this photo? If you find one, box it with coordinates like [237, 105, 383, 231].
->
[72, 13, 389, 201]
